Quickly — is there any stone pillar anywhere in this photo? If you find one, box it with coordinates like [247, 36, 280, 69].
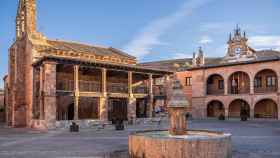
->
[277, 75, 280, 93]
[128, 71, 136, 122]
[224, 76, 228, 95]
[250, 109, 254, 119]
[250, 76, 254, 94]
[100, 68, 108, 121]
[225, 108, 229, 118]
[74, 65, 79, 121]
[168, 107, 187, 135]
[43, 61, 57, 129]
[148, 74, 154, 117]
[39, 66, 44, 120]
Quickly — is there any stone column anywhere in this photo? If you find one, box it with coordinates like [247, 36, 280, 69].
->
[224, 76, 228, 95]
[148, 74, 154, 117]
[225, 108, 229, 119]
[250, 75, 254, 94]
[277, 75, 280, 93]
[39, 66, 44, 120]
[128, 71, 136, 122]
[43, 61, 57, 129]
[99, 68, 108, 121]
[74, 65, 79, 121]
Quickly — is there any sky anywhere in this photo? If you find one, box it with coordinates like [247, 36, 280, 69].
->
[1, 0, 280, 88]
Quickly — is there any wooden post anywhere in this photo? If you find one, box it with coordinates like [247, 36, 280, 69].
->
[100, 68, 108, 121]
[74, 65, 79, 120]
[128, 71, 133, 97]
[148, 74, 154, 117]
[128, 71, 136, 122]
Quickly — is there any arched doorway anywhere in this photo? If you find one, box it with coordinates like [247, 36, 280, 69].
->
[254, 99, 278, 119]
[228, 71, 250, 94]
[207, 74, 224, 95]
[229, 99, 250, 118]
[254, 69, 278, 93]
[67, 103, 74, 120]
[207, 100, 225, 118]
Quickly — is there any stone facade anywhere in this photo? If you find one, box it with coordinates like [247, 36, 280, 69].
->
[5, 0, 172, 129]
[0, 90, 4, 122]
[188, 27, 280, 120]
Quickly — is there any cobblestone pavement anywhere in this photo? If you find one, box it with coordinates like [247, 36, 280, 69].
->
[0, 119, 279, 158]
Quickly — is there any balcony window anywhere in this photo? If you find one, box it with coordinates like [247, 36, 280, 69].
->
[218, 80, 224, 89]
[185, 77, 192, 86]
[266, 76, 276, 87]
[254, 77, 262, 88]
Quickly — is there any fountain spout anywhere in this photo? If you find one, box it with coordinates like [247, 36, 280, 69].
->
[168, 80, 190, 136]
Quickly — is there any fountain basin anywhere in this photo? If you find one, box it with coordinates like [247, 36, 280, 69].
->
[129, 130, 232, 158]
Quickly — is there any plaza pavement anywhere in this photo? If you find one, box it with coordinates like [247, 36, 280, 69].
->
[0, 119, 279, 158]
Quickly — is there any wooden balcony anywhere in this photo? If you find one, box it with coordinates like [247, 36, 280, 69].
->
[153, 85, 166, 96]
[254, 86, 277, 93]
[57, 80, 74, 91]
[133, 86, 148, 94]
[79, 81, 101, 92]
[207, 85, 224, 95]
[107, 83, 128, 93]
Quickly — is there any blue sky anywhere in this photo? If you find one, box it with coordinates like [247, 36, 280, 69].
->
[1, 0, 280, 87]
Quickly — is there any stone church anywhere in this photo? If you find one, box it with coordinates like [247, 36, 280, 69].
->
[5, 0, 172, 129]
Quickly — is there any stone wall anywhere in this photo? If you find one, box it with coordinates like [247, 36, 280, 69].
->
[190, 60, 280, 119]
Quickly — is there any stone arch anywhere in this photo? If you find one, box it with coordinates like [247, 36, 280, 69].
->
[228, 99, 250, 118]
[254, 69, 278, 93]
[207, 100, 225, 118]
[206, 74, 224, 95]
[254, 99, 278, 119]
[228, 71, 250, 94]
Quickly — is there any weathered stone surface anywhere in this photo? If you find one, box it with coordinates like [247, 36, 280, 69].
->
[129, 130, 232, 158]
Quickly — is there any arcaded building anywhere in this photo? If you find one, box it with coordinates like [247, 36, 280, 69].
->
[190, 27, 280, 120]
[5, 0, 172, 129]
[141, 27, 280, 120]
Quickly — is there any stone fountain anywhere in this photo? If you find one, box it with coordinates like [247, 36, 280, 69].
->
[129, 80, 232, 158]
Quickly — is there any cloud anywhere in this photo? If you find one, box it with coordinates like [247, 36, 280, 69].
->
[199, 35, 213, 44]
[173, 53, 192, 59]
[123, 0, 213, 58]
[249, 36, 280, 50]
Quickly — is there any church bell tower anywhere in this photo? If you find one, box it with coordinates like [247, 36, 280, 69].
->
[16, 0, 37, 39]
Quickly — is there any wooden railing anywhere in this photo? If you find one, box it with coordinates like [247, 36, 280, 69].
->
[207, 85, 224, 95]
[57, 80, 74, 91]
[254, 86, 277, 93]
[133, 86, 148, 94]
[153, 85, 166, 96]
[79, 81, 101, 92]
[107, 83, 128, 93]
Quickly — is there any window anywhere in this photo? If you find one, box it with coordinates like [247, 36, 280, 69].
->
[266, 76, 276, 87]
[218, 80, 224, 89]
[185, 77, 192, 86]
[254, 77, 262, 88]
